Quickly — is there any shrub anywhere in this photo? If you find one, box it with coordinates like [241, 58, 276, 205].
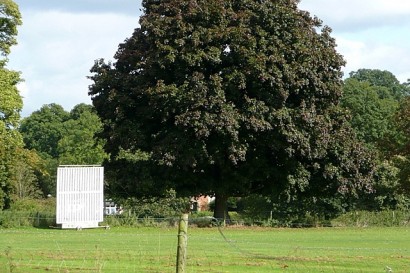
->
[120, 189, 190, 219]
[0, 198, 56, 228]
[10, 197, 56, 213]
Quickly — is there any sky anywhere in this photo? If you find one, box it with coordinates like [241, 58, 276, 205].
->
[6, 0, 410, 117]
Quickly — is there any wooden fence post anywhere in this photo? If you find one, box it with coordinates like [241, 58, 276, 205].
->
[176, 213, 189, 273]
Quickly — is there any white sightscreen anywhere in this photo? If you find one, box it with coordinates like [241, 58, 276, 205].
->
[56, 165, 104, 228]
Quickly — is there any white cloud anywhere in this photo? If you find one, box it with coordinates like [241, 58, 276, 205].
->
[300, 0, 410, 83]
[16, 81, 28, 98]
[14, 0, 142, 16]
[8, 10, 138, 116]
[336, 36, 410, 82]
[335, 37, 366, 72]
[300, 0, 410, 31]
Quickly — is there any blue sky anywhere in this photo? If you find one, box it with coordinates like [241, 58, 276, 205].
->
[6, 0, 410, 117]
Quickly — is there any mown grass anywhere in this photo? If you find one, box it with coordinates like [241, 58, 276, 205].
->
[0, 226, 409, 272]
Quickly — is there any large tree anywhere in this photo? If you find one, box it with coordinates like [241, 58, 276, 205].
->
[89, 0, 375, 219]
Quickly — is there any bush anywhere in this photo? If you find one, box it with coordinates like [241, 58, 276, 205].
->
[103, 214, 178, 228]
[0, 210, 56, 228]
[10, 197, 56, 213]
[120, 189, 190, 219]
[0, 198, 56, 228]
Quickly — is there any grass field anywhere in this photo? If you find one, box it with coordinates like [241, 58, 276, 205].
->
[0, 226, 409, 272]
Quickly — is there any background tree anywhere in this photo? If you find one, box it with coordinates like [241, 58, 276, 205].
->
[19, 104, 69, 196]
[341, 69, 410, 210]
[19, 103, 70, 159]
[341, 69, 409, 153]
[58, 103, 107, 165]
[348, 69, 409, 100]
[390, 97, 410, 202]
[0, 0, 22, 61]
[89, 0, 375, 219]
[12, 148, 43, 200]
[0, 0, 23, 208]
[341, 77, 399, 149]
[393, 96, 410, 155]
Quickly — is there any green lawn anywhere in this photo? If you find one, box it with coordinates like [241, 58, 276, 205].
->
[0, 226, 409, 272]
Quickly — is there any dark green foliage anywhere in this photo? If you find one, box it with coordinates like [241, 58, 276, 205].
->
[20, 103, 107, 164]
[123, 189, 190, 218]
[69, 103, 94, 119]
[34, 153, 58, 197]
[341, 69, 410, 211]
[238, 193, 345, 226]
[341, 69, 409, 152]
[0, 0, 22, 60]
[342, 78, 399, 147]
[9, 197, 55, 213]
[89, 0, 375, 217]
[104, 190, 190, 227]
[389, 98, 410, 199]
[236, 194, 272, 220]
[58, 105, 107, 165]
[348, 69, 409, 100]
[394, 97, 410, 155]
[0, 211, 56, 228]
[20, 103, 70, 159]
[0, 198, 56, 228]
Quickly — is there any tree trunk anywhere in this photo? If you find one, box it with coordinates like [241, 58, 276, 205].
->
[213, 193, 230, 224]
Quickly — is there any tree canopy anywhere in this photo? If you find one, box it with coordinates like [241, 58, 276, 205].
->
[348, 69, 409, 100]
[341, 77, 399, 147]
[341, 69, 410, 154]
[89, 0, 375, 218]
[57, 104, 107, 165]
[19, 103, 70, 158]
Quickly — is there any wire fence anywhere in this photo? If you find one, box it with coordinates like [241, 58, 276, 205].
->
[1, 209, 410, 230]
